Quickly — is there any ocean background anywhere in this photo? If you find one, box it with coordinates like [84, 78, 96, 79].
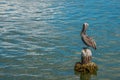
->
[0, 0, 120, 80]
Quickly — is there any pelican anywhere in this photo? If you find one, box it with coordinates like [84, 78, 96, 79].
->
[81, 23, 97, 50]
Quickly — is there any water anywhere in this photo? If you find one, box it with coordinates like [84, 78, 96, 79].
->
[0, 0, 120, 80]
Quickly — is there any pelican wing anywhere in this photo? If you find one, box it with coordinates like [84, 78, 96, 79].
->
[82, 35, 97, 49]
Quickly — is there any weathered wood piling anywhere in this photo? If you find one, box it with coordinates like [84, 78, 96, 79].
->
[74, 48, 98, 73]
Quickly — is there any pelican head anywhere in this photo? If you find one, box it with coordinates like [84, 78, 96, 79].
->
[81, 23, 89, 34]
[83, 23, 89, 28]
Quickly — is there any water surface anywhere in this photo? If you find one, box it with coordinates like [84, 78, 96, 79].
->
[0, 0, 120, 80]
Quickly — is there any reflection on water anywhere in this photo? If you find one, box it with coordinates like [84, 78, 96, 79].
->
[0, 0, 120, 80]
[75, 71, 97, 80]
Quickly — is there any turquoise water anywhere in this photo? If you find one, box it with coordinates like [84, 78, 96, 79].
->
[0, 0, 120, 80]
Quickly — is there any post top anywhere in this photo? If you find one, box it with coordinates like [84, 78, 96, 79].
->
[81, 48, 92, 57]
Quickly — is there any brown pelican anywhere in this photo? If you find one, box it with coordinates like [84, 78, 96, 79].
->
[81, 23, 97, 50]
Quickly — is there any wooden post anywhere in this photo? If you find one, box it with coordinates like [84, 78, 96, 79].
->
[81, 48, 92, 64]
[74, 48, 98, 73]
